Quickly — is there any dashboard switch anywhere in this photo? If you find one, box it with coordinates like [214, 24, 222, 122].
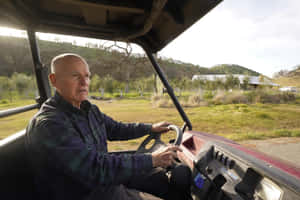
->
[218, 153, 223, 161]
[224, 156, 228, 165]
[206, 167, 213, 174]
[214, 151, 219, 159]
[221, 156, 228, 165]
[228, 160, 235, 169]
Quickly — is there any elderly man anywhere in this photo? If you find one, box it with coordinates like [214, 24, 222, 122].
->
[26, 53, 190, 200]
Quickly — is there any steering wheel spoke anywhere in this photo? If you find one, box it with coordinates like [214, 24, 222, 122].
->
[136, 124, 183, 153]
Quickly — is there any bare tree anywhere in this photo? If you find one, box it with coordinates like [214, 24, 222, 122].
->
[2, 37, 30, 73]
[104, 42, 148, 93]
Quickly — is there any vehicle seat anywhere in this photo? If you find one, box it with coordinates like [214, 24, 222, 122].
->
[0, 131, 36, 200]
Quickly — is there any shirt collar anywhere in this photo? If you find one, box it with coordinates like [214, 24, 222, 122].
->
[54, 91, 92, 115]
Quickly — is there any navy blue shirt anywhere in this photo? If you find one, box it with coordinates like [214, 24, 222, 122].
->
[26, 92, 153, 200]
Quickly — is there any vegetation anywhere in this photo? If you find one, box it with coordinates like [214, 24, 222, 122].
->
[1, 98, 299, 151]
[274, 65, 300, 87]
[1, 35, 300, 152]
[210, 64, 259, 76]
[0, 35, 260, 80]
[0, 73, 36, 102]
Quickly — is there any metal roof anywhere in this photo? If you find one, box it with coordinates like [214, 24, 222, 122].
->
[0, 0, 223, 53]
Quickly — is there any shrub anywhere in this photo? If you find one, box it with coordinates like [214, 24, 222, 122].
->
[0, 99, 9, 104]
[273, 129, 293, 137]
[255, 112, 273, 119]
[212, 90, 226, 105]
[151, 94, 173, 108]
[112, 93, 121, 98]
[259, 92, 280, 104]
[212, 90, 248, 105]
[155, 99, 173, 108]
[280, 92, 296, 102]
[124, 92, 141, 98]
[292, 130, 300, 137]
[245, 90, 296, 104]
[151, 93, 163, 102]
[203, 90, 214, 100]
[187, 94, 203, 106]
[244, 91, 258, 103]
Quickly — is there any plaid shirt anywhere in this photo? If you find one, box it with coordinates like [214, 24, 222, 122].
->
[26, 92, 153, 200]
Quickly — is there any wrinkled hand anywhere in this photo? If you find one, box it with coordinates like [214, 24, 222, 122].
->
[152, 145, 182, 168]
[151, 121, 171, 133]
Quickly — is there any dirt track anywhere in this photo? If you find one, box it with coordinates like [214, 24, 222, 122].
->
[241, 137, 300, 167]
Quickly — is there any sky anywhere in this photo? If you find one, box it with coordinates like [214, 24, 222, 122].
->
[160, 0, 300, 77]
[0, 0, 299, 77]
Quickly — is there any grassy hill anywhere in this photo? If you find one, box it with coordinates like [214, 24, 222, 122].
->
[210, 64, 260, 76]
[0, 35, 261, 80]
[274, 66, 300, 87]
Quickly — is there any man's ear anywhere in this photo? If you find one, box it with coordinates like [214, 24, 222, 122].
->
[49, 73, 56, 86]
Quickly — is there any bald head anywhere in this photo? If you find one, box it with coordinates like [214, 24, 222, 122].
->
[50, 53, 89, 74]
[49, 53, 91, 108]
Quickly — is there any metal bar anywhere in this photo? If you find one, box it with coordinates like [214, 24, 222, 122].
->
[143, 47, 192, 130]
[0, 129, 26, 147]
[0, 104, 39, 118]
[27, 29, 51, 106]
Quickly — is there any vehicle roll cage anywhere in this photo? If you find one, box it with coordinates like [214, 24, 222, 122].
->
[0, 28, 192, 135]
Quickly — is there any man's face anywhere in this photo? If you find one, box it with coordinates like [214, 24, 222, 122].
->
[50, 57, 91, 108]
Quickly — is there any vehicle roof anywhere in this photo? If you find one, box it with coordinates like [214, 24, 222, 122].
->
[0, 0, 222, 53]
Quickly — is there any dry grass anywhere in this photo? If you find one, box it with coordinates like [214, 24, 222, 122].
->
[1, 98, 300, 151]
[187, 94, 203, 106]
[275, 76, 300, 87]
[151, 94, 174, 108]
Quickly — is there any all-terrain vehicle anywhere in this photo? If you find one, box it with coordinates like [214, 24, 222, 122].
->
[0, 0, 299, 199]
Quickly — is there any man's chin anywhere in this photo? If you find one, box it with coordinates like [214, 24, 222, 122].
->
[81, 95, 89, 101]
[77, 93, 89, 102]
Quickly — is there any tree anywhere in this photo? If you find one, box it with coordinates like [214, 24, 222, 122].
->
[0, 37, 31, 74]
[241, 76, 250, 90]
[12, 73, 31, 95]
[171, 77, 191, 96]
[258, 75, 266, 89]
[90, 74, 102, 92]
[101, 75, 116, 94]
[134, 76, 155, 96]
[225, 74, 240, 90]
[0, 76, 15, 102]
[104, 42, 148, 93]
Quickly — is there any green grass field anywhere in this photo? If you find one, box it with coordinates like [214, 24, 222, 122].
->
[1, 98, 300, 151]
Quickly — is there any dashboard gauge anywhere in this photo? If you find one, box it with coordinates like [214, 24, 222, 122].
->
[255, 178, 283, 200]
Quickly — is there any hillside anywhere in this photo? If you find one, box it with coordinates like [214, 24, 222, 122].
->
[0, 35, 260, 80]
[274, 66, 300, 87]
[210, 64, 260, 76]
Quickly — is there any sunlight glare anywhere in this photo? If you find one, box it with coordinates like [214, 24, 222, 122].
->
[0, 27, 26, 37]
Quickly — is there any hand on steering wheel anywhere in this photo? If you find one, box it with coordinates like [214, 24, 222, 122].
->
[136, 124, 183, 153]
[152, 145, 182, 168]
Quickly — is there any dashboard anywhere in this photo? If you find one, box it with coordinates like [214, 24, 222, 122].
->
[177, 132, 299, 200]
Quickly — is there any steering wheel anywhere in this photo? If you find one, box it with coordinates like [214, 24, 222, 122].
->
[136, 124, 183, 153]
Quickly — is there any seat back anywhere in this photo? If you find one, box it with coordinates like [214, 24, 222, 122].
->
[0, 131, 35, 199]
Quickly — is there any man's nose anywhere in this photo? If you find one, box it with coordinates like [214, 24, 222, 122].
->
[80, 77, 90, 86]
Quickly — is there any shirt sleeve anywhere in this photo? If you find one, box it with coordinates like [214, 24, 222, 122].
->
[93, 105, 153, 141]
[29, 116, 153, 189]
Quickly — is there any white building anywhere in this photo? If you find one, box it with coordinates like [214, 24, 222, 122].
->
[279, 86, 298, 92]
[192, 74, 279, 87]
